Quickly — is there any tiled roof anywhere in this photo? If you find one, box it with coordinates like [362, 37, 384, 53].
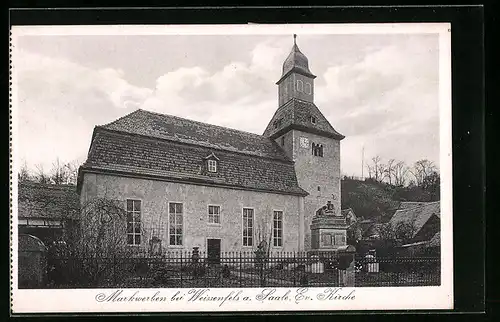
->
[18, 182, 80, 219]
[398, 202, 432, 210]
[341, 208, 353, 216]
[389, 201, 440, 238]
[262, 98, 344, 140]
[82, 128, 308, 196]
[278, 43, 316, 83]
[428, 232, 440, 248]
[101, 109, 291, 161]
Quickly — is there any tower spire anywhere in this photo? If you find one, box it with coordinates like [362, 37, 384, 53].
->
[293, 34, 297, 45]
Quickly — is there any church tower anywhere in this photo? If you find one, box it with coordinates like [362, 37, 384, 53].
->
[263, 35, 345, 250]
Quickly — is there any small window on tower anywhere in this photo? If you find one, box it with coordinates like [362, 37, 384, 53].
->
[305, 83, 312, 94]
[281, 136, 285, 146]
[312, 143, 324, 157]
[310, 116, 317, 124]
[296, 80, 304, 92]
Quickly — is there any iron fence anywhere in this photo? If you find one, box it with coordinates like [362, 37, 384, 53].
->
[44, 251, 440, 289]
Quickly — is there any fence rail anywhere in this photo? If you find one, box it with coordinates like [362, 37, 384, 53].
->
[41, 251, 440, 289]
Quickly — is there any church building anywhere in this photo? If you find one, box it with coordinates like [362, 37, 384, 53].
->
[77, 36, 345, 258]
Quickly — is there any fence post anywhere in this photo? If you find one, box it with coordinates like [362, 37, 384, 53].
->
[113, 255, 116, 286]
[239, 252, 242, 287]
[180, 251, 183, 288]
[293, 252, 296, 287]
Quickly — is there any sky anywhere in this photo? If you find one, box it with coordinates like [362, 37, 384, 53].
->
[13, 28, 441, 177]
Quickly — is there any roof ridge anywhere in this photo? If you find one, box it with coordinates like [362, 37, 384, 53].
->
[18, 181, 77, 189]
[398, 201, 440, 211]
[100, 109, 142, 128]
[96, 127, 293, 163]
[135, 108, 269, 139]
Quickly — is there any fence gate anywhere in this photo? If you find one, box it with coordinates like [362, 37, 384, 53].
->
[18, 234, 48, 288]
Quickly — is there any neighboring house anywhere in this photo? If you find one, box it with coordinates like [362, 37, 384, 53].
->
[362, 223, 383, 240]
[77, 37, 345, 258]
[342, 208, 357, 226]
[389, 201, 440, 244]
[18, 182, 79, 246]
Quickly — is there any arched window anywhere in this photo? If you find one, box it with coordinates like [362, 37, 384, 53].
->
[296, 80, 303, 92]
[312, 143, 324, 157]
[305, 83, 312, 94]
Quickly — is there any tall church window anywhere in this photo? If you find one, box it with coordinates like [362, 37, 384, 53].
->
[169, 202, 183, 246]
[126, 199, 141, 246]
[305, 83, 312, 94]
[280, 136, 285, 146]
[312, 143, 324, 157]
[296, 80, 304, 92]
[208, 205, 221, 224]
[242, 208, 254, 247]
[272, 211, 283, 247]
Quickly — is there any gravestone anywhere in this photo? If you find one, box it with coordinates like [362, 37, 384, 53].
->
[18, 234, 48, 288]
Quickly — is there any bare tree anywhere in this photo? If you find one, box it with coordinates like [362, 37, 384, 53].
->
[50, 158, 80, 185]
[410, 159, 437, 186]
[255, 213, 273, 258]
[383, 159, 396, 185]
[18, 160, 32, 182]
[393, 161, 409, 186]
[379, 220, 418, 245]
[33, 163, 51, 184]
[368, 156, 384, 182]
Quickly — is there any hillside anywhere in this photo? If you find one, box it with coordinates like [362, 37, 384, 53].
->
[341, 177, 438, 222]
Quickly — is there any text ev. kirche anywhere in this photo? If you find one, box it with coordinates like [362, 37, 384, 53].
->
[95, 287, 355, 307]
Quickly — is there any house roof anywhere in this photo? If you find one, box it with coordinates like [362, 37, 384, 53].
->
[428, 232, 440, 248]
[81, 125, 308, 196]
[341, 208, 354, 216]
[389, 201, 440, 238]
[18, 182, 80, 219]
[262, 98, 345, 140]
[101, 109, 291, 162]
[398, 201, 433, 210]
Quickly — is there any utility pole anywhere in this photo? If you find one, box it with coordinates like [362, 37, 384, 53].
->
[361, 145, 365, 179]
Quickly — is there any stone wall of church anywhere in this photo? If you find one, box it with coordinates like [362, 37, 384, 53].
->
[80, 173, 303, 254]
[291, 130, 341, 250]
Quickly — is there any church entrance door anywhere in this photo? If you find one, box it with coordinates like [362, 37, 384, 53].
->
[207, 239, 221, 265]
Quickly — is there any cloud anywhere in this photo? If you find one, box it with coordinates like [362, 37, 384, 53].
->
[315, 37, 439, 175]
[140, 40, 289, 130]
[15, 35, 440, 178]
[15, 50, 153, 170]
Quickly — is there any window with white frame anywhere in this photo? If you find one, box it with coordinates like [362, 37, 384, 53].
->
[126, 199, 141, 246]
[242, 208, 254, 247]
[273, 210, 283, 247]
[305, 82, 312, 94]
[169, 202, 183, 246]
[296, 79, 304, 92]
[208, 205, 221, 224]
[208, 159, 217, 172]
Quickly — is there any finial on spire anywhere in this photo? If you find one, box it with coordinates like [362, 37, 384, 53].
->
[293, 34, 297, 45]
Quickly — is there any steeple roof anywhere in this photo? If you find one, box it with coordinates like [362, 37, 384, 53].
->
[263, 98, 345, 140]
[277, 35, 316, 84]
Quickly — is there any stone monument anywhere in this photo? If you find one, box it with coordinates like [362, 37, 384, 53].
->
[310, 197, 350, 251]
[309, 197, 356, 286]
